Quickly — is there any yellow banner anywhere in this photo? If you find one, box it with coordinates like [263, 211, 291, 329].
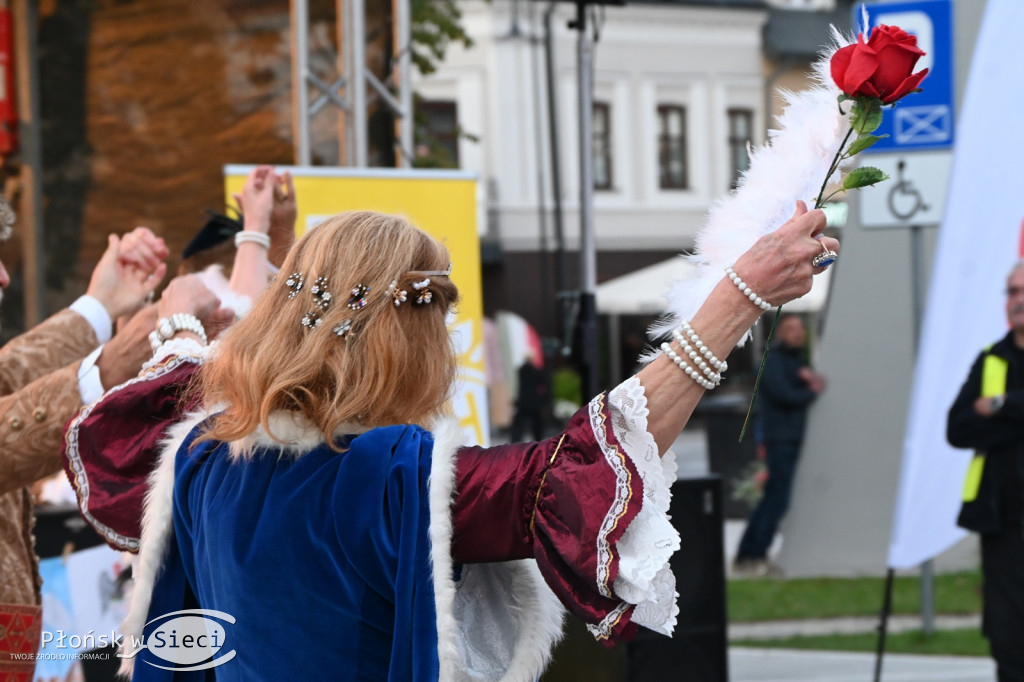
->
[225, 166, 488, 446]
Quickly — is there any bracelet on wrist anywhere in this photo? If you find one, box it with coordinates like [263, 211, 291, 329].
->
[679, 321, 727, 372]
[672, 329, 722, 385]
[150, 313, 208, 351]
[725, 266, 773, 311]
[235, 231, 272, 250]
[661, 342, 716, 390]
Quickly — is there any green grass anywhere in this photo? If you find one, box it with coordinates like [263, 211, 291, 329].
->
[733, 628, 989, 657]
[728, 571, 982, 622]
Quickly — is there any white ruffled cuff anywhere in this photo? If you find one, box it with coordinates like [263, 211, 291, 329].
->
[143, 337, 208, 371]
[606, 377, 681, 636]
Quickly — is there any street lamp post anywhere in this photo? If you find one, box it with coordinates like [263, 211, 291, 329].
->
[572, 0, 599, 399]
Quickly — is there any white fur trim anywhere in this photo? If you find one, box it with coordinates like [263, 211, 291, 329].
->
[429, 420, 566, 681]
[118, 409, 209, 677]
[492, 563, 567, 681]
[227, 411, 369, 461]
[429, 419, 466, 679]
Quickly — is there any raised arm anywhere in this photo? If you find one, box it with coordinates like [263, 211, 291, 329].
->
[449, 202, 836, 645]
[640, 201, 832, 453]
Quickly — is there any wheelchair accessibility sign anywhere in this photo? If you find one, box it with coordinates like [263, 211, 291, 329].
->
[859, 151, 951, 228]
[855, 0, 954, 152]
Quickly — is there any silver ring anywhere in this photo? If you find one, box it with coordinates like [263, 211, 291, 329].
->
[812, 250, 838, 268]
[812, 240, 837, 268]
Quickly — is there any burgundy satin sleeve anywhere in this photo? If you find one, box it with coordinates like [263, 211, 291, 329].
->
[63, 356, 201, 552]
[451, 395, 646, 645]
[450, 437, 554, 563]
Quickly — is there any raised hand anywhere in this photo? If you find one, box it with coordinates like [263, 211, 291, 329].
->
[268, 170, 297, 267]
[732, 201, 838, 309]
[234, 165, 275, 235]
[87, 228, 169, 322]
[157, 274, 234, 337]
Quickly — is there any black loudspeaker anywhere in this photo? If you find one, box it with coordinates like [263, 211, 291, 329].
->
[628, 476, 728, 682]
[542, 476, 728, 682]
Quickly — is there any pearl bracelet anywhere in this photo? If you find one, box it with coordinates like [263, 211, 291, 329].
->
[150, 313, 208, 351]
[661, 342, 716, 390]
[672, 329, 722, 385]
[235, 231, 271, 250]
[680, 320, 728, 372]
[725, 266, 772, 311]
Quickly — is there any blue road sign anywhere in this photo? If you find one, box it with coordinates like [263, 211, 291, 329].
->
[853, 0, 954, 152]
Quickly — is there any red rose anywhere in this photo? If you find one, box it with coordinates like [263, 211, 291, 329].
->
[830, 24, 929, 104]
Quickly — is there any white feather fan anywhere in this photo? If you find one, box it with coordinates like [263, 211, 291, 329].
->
[649, 33, 854, 348]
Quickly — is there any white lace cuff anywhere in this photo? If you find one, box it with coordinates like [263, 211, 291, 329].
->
[606, 376, 680, 636]
[143, 337, 208, 371]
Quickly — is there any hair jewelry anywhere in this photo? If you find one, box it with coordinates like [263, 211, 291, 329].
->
[285, 272, 304, 299]
[390, 280, 408, 307]
[411, 278, 433, 305]
[311, 276, 331, 310]
[347, 284, 371, 311]
[333, 319, 353, 338]
[421, 263, 453, 277]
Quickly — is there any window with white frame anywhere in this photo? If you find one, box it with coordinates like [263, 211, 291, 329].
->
[657, 104, 688, 190]
[728, 108, 754, 189]
[592, 102, 612, 190]
[416, 99, 460, 168]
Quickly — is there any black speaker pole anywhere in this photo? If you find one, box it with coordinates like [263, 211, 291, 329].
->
[570, 0, 599, 399]
[873, 568, 895, 682]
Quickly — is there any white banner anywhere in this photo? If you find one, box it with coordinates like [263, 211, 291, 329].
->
[888, 0, 1024, 568]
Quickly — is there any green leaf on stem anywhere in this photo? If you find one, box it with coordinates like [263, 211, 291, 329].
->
[846, 133, 888, 156]
[843, 166, 889, 190]
[850, 97, 884, 134]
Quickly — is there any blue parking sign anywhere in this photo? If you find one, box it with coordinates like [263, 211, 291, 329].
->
[853, 0, 954, 152]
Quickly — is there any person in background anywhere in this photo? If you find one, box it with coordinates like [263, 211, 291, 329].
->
[947, 261, 1024, 682]
[0, 210, 170, 682]
[179, 166, 298, 315]
[62, 165, 293, 562]
[509, 348, 548, 442]
[733, 313, 826, 577]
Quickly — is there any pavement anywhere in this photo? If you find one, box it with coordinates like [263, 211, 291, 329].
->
[729, 614, 981, 641]
[730, 648, 995, 682]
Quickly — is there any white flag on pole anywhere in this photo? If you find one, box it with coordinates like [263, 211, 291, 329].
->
[888, 0, 1024, 569]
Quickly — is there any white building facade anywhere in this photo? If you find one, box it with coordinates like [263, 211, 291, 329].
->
[415, 0, 768, 341]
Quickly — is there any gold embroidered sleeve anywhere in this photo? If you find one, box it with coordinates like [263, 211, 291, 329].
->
[0, 309, 99, 396]
[0, 362, 84, 496]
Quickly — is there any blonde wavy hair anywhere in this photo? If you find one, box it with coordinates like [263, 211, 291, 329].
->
[197, 211, 459, 448]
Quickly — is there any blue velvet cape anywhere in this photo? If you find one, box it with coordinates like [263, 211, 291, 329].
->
[133, 423, 442, 681]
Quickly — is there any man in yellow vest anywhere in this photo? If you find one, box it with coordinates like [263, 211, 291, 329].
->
[947, 261, 1024, 682]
